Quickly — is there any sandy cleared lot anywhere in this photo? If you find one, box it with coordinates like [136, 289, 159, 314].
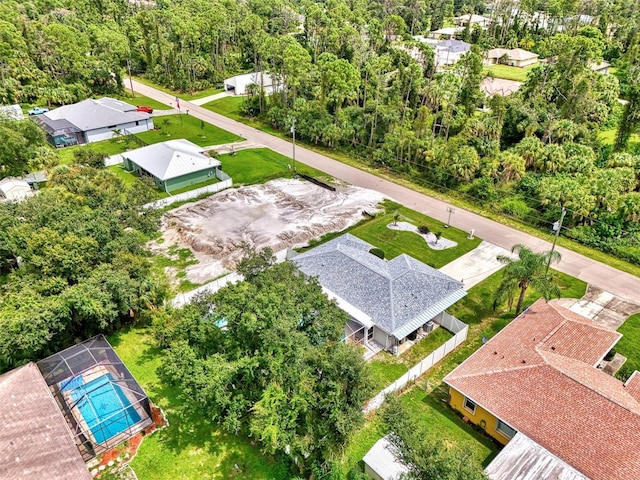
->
[155, 178, 386, 283]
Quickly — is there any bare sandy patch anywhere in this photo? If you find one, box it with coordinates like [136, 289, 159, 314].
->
[153, 178, 386, 283]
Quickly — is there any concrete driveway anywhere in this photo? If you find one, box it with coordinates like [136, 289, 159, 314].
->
[439, 241, 512, 289]
[555, 285, 640, 330]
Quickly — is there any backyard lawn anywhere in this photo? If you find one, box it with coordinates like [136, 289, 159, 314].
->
[483, 64, 536, 82]
[109, 327, 292, 480]
[57, 137, 135, 164]
[368, 327, 453, 391]
[137, 114, 241, 147]
[598, 128, 640, 146]
[218, 148, 327, 186]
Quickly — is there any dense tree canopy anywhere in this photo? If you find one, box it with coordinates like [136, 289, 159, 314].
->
[0, 165, 166, 372]
[155, 258, 373, 475]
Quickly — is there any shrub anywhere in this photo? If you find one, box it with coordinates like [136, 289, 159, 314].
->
[604, 347, 616, 361]
[369, 248, 385, 259]
[418, 225, 430, 235]
[615, 363, 635, 383]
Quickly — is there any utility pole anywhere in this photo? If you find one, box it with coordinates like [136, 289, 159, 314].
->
[445, 207, 455, 228]
[547, 207, 566, 273]
[291, 118, 297, 174]
[127, 58, 134, 96]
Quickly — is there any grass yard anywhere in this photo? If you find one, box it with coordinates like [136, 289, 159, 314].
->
[56, 137, 136, 165]
[368, 327, 453, 391]
[203, 96, 246, 122]
[483, 64, 536, 82]
[616, 312, 640, 375]
[219, 148, 327, 186]
[131, 76, 223, 101]
[138, 114, 241, 147]
[108, 327, 292, 480]
[349, 200, 481, 268]
[598, 128, 640, 146]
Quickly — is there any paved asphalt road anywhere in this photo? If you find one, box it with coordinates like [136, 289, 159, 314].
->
[130, 80, 640, 302]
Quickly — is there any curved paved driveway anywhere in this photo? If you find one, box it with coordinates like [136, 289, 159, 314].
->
[129, 80, 640, 302]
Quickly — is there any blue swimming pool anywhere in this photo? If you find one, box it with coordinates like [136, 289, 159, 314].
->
[71, 373, 142, 444]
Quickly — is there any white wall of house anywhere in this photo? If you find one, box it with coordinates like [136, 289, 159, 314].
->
[513, 57, 538, 67]
[436, 49, 467, 67]
[85, 118, 154, 143]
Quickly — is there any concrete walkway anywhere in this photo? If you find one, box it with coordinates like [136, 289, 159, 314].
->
[126, 79, 640, 303]
[439, 241, 512, 289]
[204, 140, 264, 155]
[189, 91, 231, 106]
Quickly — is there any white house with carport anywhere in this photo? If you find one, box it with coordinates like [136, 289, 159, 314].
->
[223, 72, 278, 96]
[0, 177, 32, 201]
[35, 97, 153, 147]
[122, 139, 224, 193]
[292, 234, 466, 357]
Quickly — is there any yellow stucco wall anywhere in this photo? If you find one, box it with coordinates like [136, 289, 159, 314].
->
[448, 387, 512, 445]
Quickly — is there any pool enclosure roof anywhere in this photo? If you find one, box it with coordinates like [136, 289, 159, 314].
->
[36, 335, 153, 461]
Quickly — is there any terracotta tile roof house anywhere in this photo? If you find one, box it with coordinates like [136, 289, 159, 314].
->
[485, 47, 539, 67]
[444, 299, 640, 480]
[0, 363, 92, 480]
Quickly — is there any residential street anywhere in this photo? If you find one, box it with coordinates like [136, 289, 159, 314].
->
[129, 79, 640, 302]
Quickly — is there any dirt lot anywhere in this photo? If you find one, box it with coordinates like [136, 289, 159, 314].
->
[153, 178, 386, 283]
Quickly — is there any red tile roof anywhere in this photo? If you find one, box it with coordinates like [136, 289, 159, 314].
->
[444, 299, 640, 480]
[626, 372, 640, 402]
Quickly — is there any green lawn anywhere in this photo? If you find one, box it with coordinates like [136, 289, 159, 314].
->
[108, 327, 291, 480]
[57, 137, 135, 165]
[617, 313, 640, 375]
[368, 327, 453, 391]
[219, 148, 327, 186]
[203, 96, 246, 122]
[138, 114, 241, 147]
[483, 64, 536, 82]
[598, 128, 640, 146]
[349, 200, 482, 268]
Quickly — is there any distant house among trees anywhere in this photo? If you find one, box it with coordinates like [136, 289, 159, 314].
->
[434, 40, 472, 68]
[0, 104, 24, 121]
[122, 139, 224, 193]
[34, 98, 153, 147]
[485, 48, 539, 67]
[223, 72, 278, 96]
[453, 14, 492, 29]
[0, 177, 32, 202]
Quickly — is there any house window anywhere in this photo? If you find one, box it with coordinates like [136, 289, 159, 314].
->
[135, 121, 139, 126]
[496, 419, 516, 439]
[463, 397, 476, 414]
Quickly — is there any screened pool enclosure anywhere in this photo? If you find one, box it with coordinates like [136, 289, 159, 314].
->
[37, 335, 153, 461]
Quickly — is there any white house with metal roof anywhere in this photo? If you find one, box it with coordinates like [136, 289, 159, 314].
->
[223, 72, 279, 96]
[35, 97, 153, 147]
[0, 177, 32, 201]
[292, 234, 466, 355]
[122, 139, 223, 193]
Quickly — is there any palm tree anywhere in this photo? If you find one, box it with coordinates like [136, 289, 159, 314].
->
[494, 244, 562, 316]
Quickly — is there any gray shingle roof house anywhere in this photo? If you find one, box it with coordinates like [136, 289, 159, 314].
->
[122, 139, 223, 193]
[292, 234, 466, 353]
[35, 97, 153, 147]
[0, 363, 92, 480]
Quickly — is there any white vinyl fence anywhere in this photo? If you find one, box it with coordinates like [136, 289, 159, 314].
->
[143, 177, 232, 209]
[364, 319, 468, 413]
[104, 154, 124, 167]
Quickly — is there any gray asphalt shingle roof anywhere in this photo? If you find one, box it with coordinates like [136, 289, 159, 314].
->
[293, 234, 465, 338]
[42, 97, 150, 132]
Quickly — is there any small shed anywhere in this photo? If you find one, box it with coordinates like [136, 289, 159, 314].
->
[0, 104, 24, 121]
[24, 171, 49, 189]
[122, 139, 222, 193]
[0, 177, 32, 201]
[363, 435, 410, 480]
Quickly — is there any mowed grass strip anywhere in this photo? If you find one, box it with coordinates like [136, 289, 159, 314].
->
[109, 327, 292, 480]
[483, 64, 536, 81]
[219, 148, 327, 186]
[137, 114, 241, 147]
[617, 312, 640, 374]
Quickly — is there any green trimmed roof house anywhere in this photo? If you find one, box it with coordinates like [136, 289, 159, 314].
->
[122, 139, 222, 193]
